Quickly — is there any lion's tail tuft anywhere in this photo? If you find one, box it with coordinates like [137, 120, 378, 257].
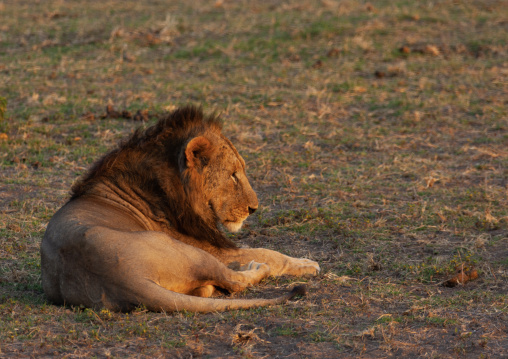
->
[287, 285, 307, 299]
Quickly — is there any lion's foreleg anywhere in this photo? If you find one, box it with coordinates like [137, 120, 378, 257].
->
[219, 248, 320, 277]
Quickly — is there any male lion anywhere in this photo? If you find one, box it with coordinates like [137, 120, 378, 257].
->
[41, 106, 320, 312]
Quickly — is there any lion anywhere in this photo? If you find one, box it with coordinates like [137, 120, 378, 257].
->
[40, 106, 320, 312]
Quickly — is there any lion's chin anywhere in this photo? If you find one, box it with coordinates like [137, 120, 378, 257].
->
[223, 220, 244, 233]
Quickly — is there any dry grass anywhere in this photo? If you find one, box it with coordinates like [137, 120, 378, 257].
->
[1, 0, 507, 357]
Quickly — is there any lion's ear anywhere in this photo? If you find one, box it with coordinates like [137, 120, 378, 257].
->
[184, 136, 213, 169]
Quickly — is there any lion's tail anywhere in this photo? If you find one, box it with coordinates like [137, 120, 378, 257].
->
[134, 283, 307, 313]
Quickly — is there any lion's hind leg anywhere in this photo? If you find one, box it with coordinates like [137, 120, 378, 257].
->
[206, 261, 270, 295]
[129, 231, 271, 296]
[229, 261, 270, 286]
[188, 285, 216, 297]
[175, 261, 270, 298]
[183, 261, 270, 298]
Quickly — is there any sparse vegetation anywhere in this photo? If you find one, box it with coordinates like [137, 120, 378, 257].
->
[0, 97, 6, 123]
[1, 0, 507, 357]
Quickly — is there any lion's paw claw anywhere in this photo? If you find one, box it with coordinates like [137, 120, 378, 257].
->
[288, 258, 320, 277]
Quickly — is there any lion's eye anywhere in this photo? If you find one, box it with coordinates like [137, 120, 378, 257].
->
[231, 172, 238, 184]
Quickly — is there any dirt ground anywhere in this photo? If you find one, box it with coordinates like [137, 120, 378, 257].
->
[1, 0, 507, 357]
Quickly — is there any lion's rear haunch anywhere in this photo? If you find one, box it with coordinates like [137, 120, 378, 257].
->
[41, 105, 318, 313]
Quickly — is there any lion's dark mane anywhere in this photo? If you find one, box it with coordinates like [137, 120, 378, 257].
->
[70, 105, 236, 249]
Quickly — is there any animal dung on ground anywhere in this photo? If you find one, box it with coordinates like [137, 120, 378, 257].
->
[443, 265, 478, 287]
[101, 105, 149, 121]
[399, 46, 411, 54]
[312, 59, 323, 69]
[327, 48, 340, 57]
[102, 104, 130, 119]
[398, 44, 441, 56]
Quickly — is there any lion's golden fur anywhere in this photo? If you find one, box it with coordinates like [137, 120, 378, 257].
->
[41, 106, 319, 312]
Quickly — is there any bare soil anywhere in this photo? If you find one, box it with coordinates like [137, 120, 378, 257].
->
[1, 0, 507, 357]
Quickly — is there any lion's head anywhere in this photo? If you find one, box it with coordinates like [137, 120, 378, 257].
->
[179, 126, 259, 233]
[70, 106, 258, 248]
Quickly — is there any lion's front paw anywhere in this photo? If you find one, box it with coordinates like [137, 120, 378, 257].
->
[286, 258, 320, 277]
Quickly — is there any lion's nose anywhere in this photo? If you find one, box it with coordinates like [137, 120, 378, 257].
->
[248, 206, 257, 214]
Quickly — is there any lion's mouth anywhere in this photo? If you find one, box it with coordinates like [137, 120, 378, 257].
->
[224, 221, 243, 233]
[223, 218, 246, 233]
